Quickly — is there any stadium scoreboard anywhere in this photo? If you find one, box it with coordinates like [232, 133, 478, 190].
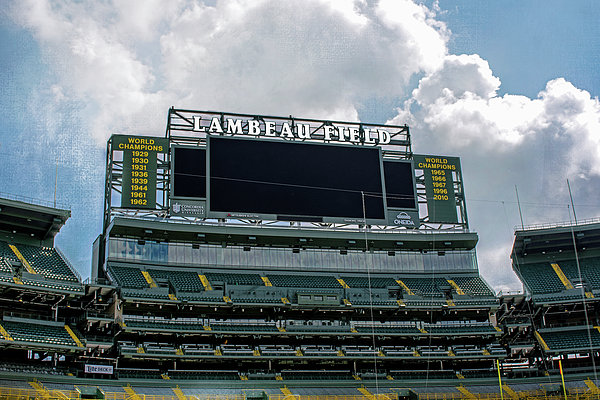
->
[107, 110, 466, 228]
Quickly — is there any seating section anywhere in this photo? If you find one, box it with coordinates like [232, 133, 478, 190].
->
[280, 371, 353, 380]
[21, 277, 82, 293]
[540, 327, 600, 351]
[515, 263, 565, 294]
[556, 258, 600, 290]
[167, 370, 240, 380]
[401, 277, 447, 297]
[286, 324, 352, 334]
[0, 241, 78, 283]
[124, 319, 205, 332]
[388, 370, 456, 380]
[0, 258, 12, 274]
[16, 244, 78, 282]
[355, 325, 421, 335]
[342, 276, 398, 288]
[177, 292, 224, 302]
[210, 323, 279, 333]
[1, 320, 79, 348]
[204, 272, 263, 286]
[424, 323, 498, 335]
[148, 269, 205, 292]
[267, 274, 341, 288]
[121, 288, 170, 300]
[108, 266, 149, 289]
[452, 276, 495, 297]
[0, 242, 18, 264]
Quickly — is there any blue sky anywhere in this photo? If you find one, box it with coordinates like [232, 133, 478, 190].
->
[0, 0, 599, 291]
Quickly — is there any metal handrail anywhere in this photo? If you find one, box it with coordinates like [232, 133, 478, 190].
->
[515, 217, 600, 232]
[0, 191, 70, 210]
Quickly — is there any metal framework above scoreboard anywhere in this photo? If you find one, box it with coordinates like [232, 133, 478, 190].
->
[102, 108, 469, 235]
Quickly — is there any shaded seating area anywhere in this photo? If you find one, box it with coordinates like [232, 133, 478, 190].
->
[147, 269, 205, 292]
[423, 323, 498, 335]
[16, 244, 78, 282]
[108, 266, 149, 289]
[539, 326, 600, 352]
[204, 272, 263, 286]
[400, 277, 447, 297]
[451, 276, 495, 297]
[267, 274, 341, 288]
[514, 262, 565, 294]
[341, 276, 398, 288]
[1, 319, 80, 348]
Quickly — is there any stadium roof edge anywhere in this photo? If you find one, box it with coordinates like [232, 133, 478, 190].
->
[0, 196, 70, 242]
[512, 220, 600, 258]
[106, 216, 478, 251]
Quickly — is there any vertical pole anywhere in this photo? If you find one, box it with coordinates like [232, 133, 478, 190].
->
[515, 185, 524, 230]
[54, 159, 58, 208]
[559, 359, 567, 400]
[497, 359, 504, 400]
[567, 179, 577, 225]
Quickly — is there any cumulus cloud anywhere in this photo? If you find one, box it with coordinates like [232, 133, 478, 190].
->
[12, 0, 449, 144]
[391, 53, 600, 288]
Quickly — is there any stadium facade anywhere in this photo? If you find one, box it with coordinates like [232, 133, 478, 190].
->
[0, 109, 599, 399]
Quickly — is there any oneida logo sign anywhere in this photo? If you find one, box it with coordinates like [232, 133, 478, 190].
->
[394, 212, 415, 226]
[192, 116, 392, 145]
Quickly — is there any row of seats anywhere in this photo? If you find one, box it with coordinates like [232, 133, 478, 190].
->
[17, 244, 78, 282]
[114, 367, 513, 381]
[108, 265, 494, 298]
[124, 343, 503, 358]
[516, 258, 600, 295]
[556, 258, 600, 290]
[1, 320, 81, 348]
[122, 318, 498, 336]
[539, 327, 600, 351]
[0, 241, 78, 282]
[0, 274, 82, 293]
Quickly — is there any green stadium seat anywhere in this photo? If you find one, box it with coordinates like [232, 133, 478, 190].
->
[514, 262, 565, 294]
[450, 276, 495, 297]
[108, 266, 149, 289]
[204, 272, 264, 286]
[147, 268, 205, 292]
[1, 319, 81, 348]
[341, 276, 398, 288]
[539, 326, 600, 351]
[267, 274, 340, 288]
[400, 277, 447, 297]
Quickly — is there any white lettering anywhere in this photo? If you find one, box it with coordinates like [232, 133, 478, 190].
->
[297, 124, 311, 139]
[363, 127, 375, 144]
[281, 123, 294, 138]
[336, 126, 347, 142]
[348, 127, 360, 143]
[248, 120, 260, 135]
[265, 121, 276, 136]
[193, 116, 206, 132]
[208, 117, 223, 133]
[323, 125, 335, 141]
[378, 129, 391, 144]
[226, 118, 242, 135]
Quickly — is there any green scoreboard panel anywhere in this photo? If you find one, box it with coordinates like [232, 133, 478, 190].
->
[112, 135, 169, 209]
[413, 154, 460, 224]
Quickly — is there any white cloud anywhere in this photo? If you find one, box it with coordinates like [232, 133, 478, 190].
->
[392, 54, 600, 289]
[12, 0, 449, 144]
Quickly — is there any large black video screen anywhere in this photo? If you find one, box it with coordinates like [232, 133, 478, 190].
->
[172, 147, 206, 198]
[383, 160, 417, 209]
[208, 137, 386, 220]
